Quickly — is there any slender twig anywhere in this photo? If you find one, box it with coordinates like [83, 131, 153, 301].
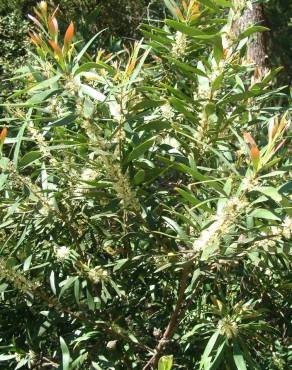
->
[142, 262, 192, 370]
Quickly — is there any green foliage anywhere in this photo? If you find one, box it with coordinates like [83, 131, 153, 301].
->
[0, 11, 29, 97]
[0, 1, 291, 369]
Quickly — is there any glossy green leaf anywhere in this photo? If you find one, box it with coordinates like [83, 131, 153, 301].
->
[166, 19, 218, 39]
[254, 187, 282, 203]
[233, 340, 248, 370]
[250, 208, 281, 221]
[19, 151, 41, 168]
[199, 330, 220, 369]
[60, 336, 71, 370]
[127, 138, 155, 162]
[158, 355, 173, 370]
[238, 26, 269, 41]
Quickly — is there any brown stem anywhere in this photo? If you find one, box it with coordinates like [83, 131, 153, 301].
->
[142, 262, 192, 370]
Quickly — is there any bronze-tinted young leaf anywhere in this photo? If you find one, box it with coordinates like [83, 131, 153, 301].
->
[49, 40, 62, 57]
[28, 14, 43, 29]
[64, 22, 74, 51]
[243, 132, 256, 146]
[29, 32, 42, 47]
[0, 127, 7, 144]
[250, 145, 260, 169]
[175, 6, 184, 20]
[48, 16, 58, 37]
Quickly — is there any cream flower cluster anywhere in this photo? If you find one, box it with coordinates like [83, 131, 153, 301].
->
[54, 246, 71, 262]
[160, 102, 175, 121]
[87, 266, 109, 284]
[272, 216, 292, 240]
[218, 316, 238, 338]
[172, 31, 187, 58]
[193, 197, 247, 252]
[81, 120, 140, 211]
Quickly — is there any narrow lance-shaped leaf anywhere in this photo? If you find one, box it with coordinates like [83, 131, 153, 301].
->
[238, 25, 269, 41]
[29, 32, 43, 47]
[73, 29, 107, 65]
[233, 339, 248, 370]
[60, 336, 71, 370]
[250, 145, 260, 170]
[0, 128, 7, 144]
[175, 6, 184, 20]
[33, 6, 44, 21]
[64, 22, 74, 53]
[164, 0, 181, 19]
[181, 1, 188, 11]
[27, 14, 43, 29]
[49, 40, 63, 58]
[48, 16, 58, 38]
[243, 132, 256, 146]
[199, 330, 221, 369]
[244, 132, 260, 170]
[268, 117, 278, 142]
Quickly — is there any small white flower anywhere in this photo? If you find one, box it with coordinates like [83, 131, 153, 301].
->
[271, 226, 282, 236]
[225, 197, 244, 213]
[39, 205, 50, 217]
[172, 31, 187, 58]
[194, 125, 204, 141]
[54, 246, 70, 261]
[65, 78, 80, 96]
[106, 340, 118, 350]
[160, 102, 175, 120]
[15, 353, 22, 362]
[218, 317, 238, 338]
[282, 216, 292, 239]
[241, 176, 258, 192]
[81, 168, 98, 182]
[74, 168, 98, 196]
[38, 1, 47, 12]
[193, 219, 223, 252]
[88, 266, 109, 283]
[28, 350, 37, 364]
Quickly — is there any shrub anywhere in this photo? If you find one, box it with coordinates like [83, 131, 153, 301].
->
[0, 1, 290, 369]
[0, 10, 30, 104]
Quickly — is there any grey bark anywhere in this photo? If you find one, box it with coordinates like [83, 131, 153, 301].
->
[233, 2, 268, 77]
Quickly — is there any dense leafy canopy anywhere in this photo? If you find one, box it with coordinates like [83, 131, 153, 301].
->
[0, 1, 291, 369]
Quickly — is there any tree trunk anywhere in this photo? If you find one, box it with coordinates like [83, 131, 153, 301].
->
[233, 2, 268, 79]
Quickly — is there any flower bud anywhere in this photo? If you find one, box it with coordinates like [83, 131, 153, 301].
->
[38, 1, 48, 14]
